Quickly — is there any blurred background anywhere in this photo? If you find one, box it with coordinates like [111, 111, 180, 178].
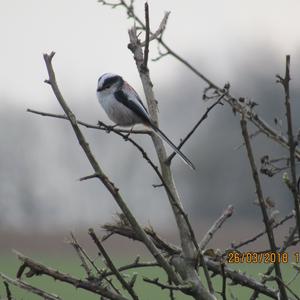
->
[1, 1, 300, 296]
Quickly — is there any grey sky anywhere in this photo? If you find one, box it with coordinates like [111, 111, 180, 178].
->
[1, 0, 299, 109]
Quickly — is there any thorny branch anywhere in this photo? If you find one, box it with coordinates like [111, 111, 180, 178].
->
[0, 273, 62, 300]
[250, 225, 298, 300]
[88, 228, 139, 300]
[28, 104, 200, 260]
[69, 232, 93, 278]
[127, 6, 216, 299]
[42, 51, 181, 285]
[276, 55, 300, 239]
[240, 115, 288, 299]
[102, 219, 279, 299]
[13, 251, 128, 300]
[143, 277, 192, 293]
[3, 3, 298, 300]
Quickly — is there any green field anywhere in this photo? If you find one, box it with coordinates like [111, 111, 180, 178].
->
[0, 254, 299, 299]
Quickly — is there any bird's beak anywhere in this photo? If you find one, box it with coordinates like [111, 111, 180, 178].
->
[97, 86, 102, 92]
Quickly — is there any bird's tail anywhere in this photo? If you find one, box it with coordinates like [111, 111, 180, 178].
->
[149, 122, 195, 170]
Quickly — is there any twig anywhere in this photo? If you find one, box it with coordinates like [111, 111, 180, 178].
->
[286, 267, 300, 286]
[3, 280, 12, 300]
[167, 92, 226, 165]
[240, 115, 288, 300]
[103, 259, 158, 278]
[220, 262, 227, 300]
[0, 273, 61, 300]
[141, 2, 150, 71]
[231, 212, 294, 250]
[143, 277, 192, 293]
[275, 276, 300, 300]
[250, 225, 297, 300]
[27, 109, 151, 135]
[69, 232, 93, 278]
[199, 254, 215, 296]
[88, 228, 139, 300]
[199, 205, 234, 251]
[168, 276, 175, 300]
[102, 221, 181, 255]
[42, 51, 181, 285]
[140, 11, 170, 47]
[72, 236, 102, 276]
[79, 173, 99, 181]
[234, 129, 261, 150]
[276, 55, 300, 239]
[69, 234, 121, 295]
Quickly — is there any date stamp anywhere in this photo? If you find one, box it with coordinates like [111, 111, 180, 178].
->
[227, 251, 300, 264]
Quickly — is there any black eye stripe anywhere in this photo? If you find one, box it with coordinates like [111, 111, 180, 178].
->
[103, 76, 121, 88]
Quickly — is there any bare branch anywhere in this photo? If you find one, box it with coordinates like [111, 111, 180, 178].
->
[140, 11, 170, 47]
[42, 52, 181, 285]
[69, 233, 93, 278]
[275, 276, 300, 300]
[27, 108, 151, 135]
[29, 106, 196, 251]
[88, 228, 139, 300]
[0, 273, 62, 300]
[14, 251, 127, 300]
[276, 55, 300, 238]
[103, 259, 158, 278]
[68, 233, 103, 277]
[231, 212, 294, 250]
[166, 91, 226, 165]
[103, 220, 278, 298]
[199, 205, 234, 251]
[102, 220, 181, 255]
[128, 23, 216, 300]
[141, 2, 150, 71]
[79, 173, 99, 181]
[143, 277, 192, 292]
[2, 280, 12, 300]
[103, 1, 300, 160]
[250, 225, 298, 300]
[205, 260, 277, 299]
[240, 116, 288, 299]
[220, 262, 227, 300]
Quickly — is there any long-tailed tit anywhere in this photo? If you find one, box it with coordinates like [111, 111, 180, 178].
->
[96, 73, 195, 170]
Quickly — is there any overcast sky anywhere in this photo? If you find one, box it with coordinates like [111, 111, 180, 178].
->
[1, 0, 299, 110]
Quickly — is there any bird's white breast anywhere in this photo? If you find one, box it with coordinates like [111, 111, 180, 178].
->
[97, 92, 142, 126]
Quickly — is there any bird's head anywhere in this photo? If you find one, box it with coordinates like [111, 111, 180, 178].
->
[97, 73, 123, 94]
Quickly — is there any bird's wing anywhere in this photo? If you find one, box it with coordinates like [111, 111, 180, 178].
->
[114, 83, 151, 124]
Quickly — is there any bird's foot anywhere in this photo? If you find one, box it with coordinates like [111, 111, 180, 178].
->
[124, 126, 134, 141]
[98, 121, 118, 133]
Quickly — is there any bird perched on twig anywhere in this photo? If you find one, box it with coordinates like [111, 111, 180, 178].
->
[96, 73, 195, 170]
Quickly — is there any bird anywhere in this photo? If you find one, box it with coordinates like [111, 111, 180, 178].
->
[96, 73, 195, 170]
